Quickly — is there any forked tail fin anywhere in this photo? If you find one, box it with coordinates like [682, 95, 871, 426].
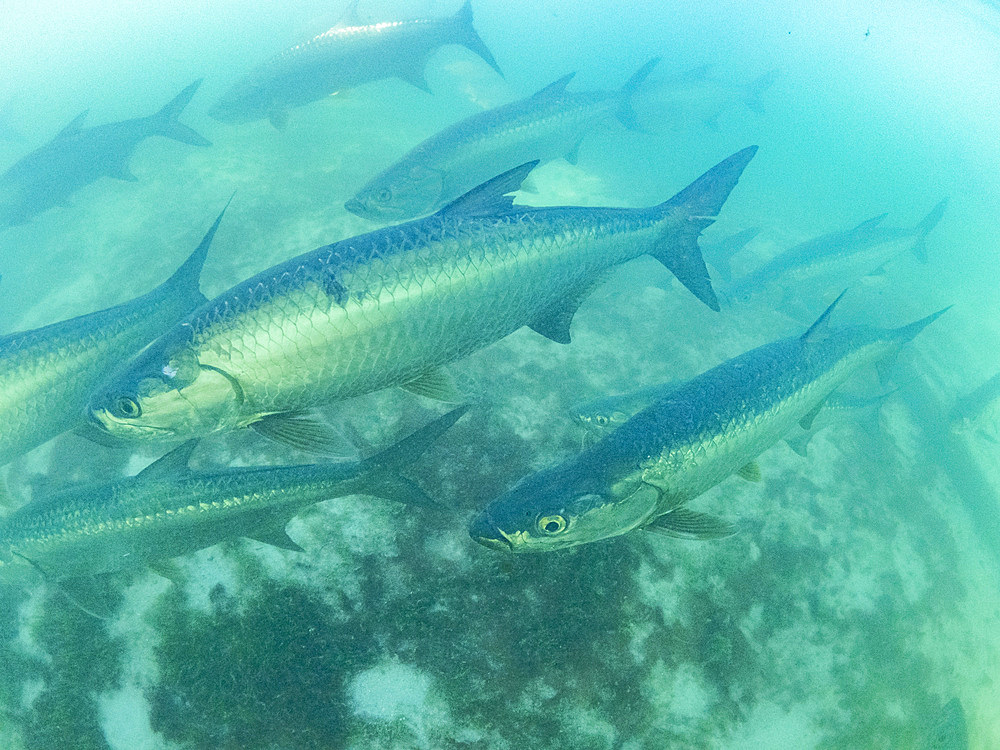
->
[651, 146, 758, 311]
[453, 0, 503, 78]
[616, 57, 660, 131]
[149, 79, 211, 147]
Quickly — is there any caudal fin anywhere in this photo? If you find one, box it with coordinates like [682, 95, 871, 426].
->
[453, 0, 503, 78]
[149, 79, 211, 147]
[358, 405, 470, 507]
[617, 57, 660, 131]
[652, 146, 758, 311]
[908, 197, 948, 263]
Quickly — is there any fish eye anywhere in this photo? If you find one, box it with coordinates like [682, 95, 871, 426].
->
[376, 188, 392, 203]
[595, 415, 608, 425]
[112, 396, 142, 419]
[537, 514, 567, 535]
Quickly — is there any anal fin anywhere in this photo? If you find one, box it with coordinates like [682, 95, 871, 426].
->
[644, 507, 737, 540]
[799, 399, 826, 430]
[528, 274, 608, 344]
[246, 522, 305, 553]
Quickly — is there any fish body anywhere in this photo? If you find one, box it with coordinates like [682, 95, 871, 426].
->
[209, 0, 502, 129]
[87, 148, 756, 445]
[346, 58, 660, 223]
[0, 204, 227, 466]
[0, 80, 209, 228]
[573, 382, 893, 456]
[0, 407, 465, 585]
[724, 200, 947, 309]
[950, 370, 1000, 440]
[470, 296, 946, 552]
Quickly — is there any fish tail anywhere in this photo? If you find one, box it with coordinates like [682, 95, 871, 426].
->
[453, 0, 504, 78]
[149, 79, 211, 147]
[908, 197, 948, 263]
[617, 57, 660, 131]
[358, 406, 470, 508]
[160, 194, 234, 301]
[651, 146, 758, 311]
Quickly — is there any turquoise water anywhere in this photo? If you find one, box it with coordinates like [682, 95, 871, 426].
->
[0, 0, 997, 747]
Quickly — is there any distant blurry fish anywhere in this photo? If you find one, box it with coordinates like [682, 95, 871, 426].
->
[345, 58, 660, 223]
[950, 370, 1000, 442]
[87, 148, 757, 447]
[723, 199, 948, 310]
[470, 293, 947, 552]
[0, 407, 466, 598]
[647, 65, 779, 131]
[700, 226, 760, 283]
[0, 201, 228, 467]
[0, 80, 210, 229]
[209, 0, 503, 130]
[571, 380, 895, 457]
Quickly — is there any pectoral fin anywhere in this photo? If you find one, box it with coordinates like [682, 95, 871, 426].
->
[55, 575, 119, 620]
[399, 367, 462, 402]
[736, 461, 761, 482]
[644, 507, 737, 540]
[250, 413, 355, 456]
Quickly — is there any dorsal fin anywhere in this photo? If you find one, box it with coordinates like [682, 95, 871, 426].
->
[435, 161, 539, 218]
[801, 289, 848, 342]
[530, 72, 576, 100]
[137, 440, 199, 480]
[55, 110, 88, 138]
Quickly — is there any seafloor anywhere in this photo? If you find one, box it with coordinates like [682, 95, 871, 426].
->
[0, 79, 997, 749]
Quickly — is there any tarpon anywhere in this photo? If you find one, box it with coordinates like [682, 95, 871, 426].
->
[209, 0, 503, 130]
[345, 58, 661, 223]
[469, 293, 946, 552]
[572, 381, 895, 457]
[0, 407, 466, 591]
[0, 202, 228, 467]
[949, 370, 1000, 442]
[0, 80, 210, 228]
[723, 199, 948, 310]
[87, 147, 758, 446]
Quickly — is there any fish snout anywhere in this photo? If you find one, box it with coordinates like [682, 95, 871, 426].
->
[468, 510, 513, 552]
[343, 197, 367, 217]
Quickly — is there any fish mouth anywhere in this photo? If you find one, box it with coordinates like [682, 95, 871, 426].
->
[468, 510, 514, 552]
[343, 197, 372, 219]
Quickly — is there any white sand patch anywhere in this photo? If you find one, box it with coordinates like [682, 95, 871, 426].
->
[98, 683, 179, 750]
[635, 559, 687, 629]
[723, 700, 824, 749]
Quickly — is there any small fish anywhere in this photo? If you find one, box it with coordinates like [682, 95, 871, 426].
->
[346, 58, 660, 223]
[209, 0, 503, 130]
[0, 407, 467, 593]
[700, 226, 760, 283]
[950, 370, 1000, 442]
[646, 65, 779, 131]
[470, 293, 947, 552]
[0, 200, 229, 466]
[723, 199, 948, 310]
[87, 148, 756, 448]
[0, 80, 210, 229]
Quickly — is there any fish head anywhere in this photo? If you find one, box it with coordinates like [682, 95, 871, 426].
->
[87, 328, 244, 442]
[345, 164, 443, 223]
[469, 460, 659, 553]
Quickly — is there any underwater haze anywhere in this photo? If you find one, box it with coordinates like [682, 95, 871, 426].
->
[0, 0, 998, 747]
